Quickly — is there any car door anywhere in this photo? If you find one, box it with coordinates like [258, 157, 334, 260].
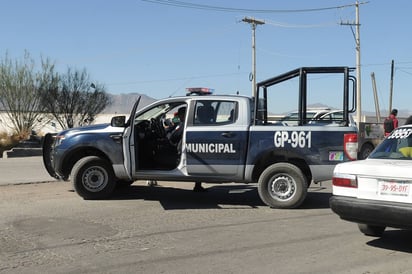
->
[122, 97, 141, 179]
[184, 99, 248, 178]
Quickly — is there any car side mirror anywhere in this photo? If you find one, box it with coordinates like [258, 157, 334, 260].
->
[111, 116, 126, 127]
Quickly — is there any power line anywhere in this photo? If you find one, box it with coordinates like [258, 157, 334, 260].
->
[106, 72, 248, 86]
[397, 69, 412, 76]
[264, 19, 338, 28]
[142, 0, 356, 13]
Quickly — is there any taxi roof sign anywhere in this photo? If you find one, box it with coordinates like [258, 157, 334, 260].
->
[186, 87, 214, 96]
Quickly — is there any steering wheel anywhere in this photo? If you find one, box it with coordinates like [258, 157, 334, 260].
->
[150, 118, 166, 138]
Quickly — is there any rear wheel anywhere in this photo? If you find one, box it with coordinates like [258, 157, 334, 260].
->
[258, 163, 307, 209]
[71, 156, 116, 200]
[359, 143, 374, 160]
[358, 223, 386, 237]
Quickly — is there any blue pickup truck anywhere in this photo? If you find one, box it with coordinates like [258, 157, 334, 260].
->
[43, 67, 359, 208]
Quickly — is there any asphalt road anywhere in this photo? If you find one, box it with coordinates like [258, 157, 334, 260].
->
[1, 168, 412, 273]
[0, 156, 54, 185]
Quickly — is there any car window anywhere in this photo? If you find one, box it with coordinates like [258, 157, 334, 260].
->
[314, 111, 344, 123]
[369, 127, 412, 159]
[194, 100, 237, 125]
[280, 109, 330, 126]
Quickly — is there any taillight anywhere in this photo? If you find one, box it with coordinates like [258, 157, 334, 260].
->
[332, 174, 357, 188]
[344, 133, 358, 160]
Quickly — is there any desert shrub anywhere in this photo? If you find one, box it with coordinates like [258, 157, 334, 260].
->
[0, 132, 25, 157]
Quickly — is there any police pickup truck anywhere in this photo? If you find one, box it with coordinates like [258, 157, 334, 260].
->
[43, 67, 359, 209]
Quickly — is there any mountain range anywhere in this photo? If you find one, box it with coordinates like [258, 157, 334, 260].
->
[102, 93, 157, 114]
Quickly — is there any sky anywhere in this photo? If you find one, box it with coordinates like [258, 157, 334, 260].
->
[1, 0, 412, 114]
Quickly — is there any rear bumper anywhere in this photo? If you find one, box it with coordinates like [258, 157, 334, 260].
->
[329, 195, 412, 229]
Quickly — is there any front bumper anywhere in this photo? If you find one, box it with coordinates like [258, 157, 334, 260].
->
[330, 195, 412, 229]
[42, 133, 60, 179]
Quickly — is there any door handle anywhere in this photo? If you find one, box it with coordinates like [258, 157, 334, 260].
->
[221, 132, 235, 138]
[110, 134, 123, 144]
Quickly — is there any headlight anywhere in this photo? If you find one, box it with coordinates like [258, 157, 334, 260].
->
[54, 135, 66, 146]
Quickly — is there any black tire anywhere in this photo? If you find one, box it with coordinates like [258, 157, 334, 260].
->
[358, 223, 386, 237]
[71, 156, 116, 200]
[359, 143, 374, 160]
[258, 163, 308, 209]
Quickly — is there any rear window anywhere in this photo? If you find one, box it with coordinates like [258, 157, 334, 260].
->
[369, 127, 412, 159]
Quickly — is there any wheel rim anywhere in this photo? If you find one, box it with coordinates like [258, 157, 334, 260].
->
[268, 174, 296, 201]
[361, 146, 373, 159]
[82, 166, 109, 192]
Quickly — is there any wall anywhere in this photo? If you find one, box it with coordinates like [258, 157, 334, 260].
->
[0, 112, 127, 136]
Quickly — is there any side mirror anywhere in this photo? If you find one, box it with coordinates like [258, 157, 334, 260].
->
[111, 116, 126, 127]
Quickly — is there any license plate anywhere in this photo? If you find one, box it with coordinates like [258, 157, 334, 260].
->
[378, 180, 411, 197]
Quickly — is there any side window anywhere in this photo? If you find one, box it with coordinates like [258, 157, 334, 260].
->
[215, 101, 237, 124]
[194, 101, 215, 124]
[194, 100, 237, 125]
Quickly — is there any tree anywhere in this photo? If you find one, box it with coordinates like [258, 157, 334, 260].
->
[40, 67, 111, 129]
[0, 52, 55, 137]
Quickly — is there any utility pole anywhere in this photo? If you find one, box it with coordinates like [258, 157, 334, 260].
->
[242, 17, 265, 98]
[389, 59, 394, 115]
[341, 1, 362, 124]
[370, 72, 381, 123]
[355, 0, 361, 124]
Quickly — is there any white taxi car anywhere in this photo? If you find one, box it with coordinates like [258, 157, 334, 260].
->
[330, 125, 412, 237]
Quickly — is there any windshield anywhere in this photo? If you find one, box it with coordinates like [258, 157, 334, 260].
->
[369, 127, 412, 159]
[135, 104, 170, 122]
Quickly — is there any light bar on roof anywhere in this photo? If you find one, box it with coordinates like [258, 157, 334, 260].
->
[185, 87, 214, 96]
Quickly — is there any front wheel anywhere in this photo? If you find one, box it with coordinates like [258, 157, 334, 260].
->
[71, 156, 116, 200]
[258, 163, 307, 209]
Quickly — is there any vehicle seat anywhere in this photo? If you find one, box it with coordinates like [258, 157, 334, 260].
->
[228, 109, 235, 122]
[197, 105, 215, 124]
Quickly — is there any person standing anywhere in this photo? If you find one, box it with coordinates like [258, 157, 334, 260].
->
[167, 106, 186, 146]
[384, 109, 399, 137]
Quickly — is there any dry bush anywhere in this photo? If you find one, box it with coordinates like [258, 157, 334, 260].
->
[0, 132, 25, 157]
[0, 132, 13, 146]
